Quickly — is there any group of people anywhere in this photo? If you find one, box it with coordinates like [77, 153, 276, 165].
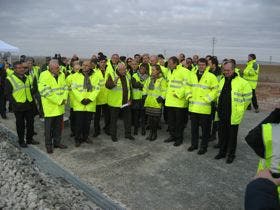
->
[0, 52, 260, 164]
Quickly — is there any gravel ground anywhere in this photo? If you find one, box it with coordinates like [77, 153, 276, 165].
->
[0, 136, 100, 210]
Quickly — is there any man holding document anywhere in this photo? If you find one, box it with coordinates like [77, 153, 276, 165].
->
[105, 63, 134, 142]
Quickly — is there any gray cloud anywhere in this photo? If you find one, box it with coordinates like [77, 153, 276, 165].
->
[0, 0, 279, 61]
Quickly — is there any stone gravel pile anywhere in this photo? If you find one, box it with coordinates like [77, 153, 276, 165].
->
[0, 137, 99, 210]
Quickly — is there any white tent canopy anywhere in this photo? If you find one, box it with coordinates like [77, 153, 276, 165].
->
[0, 40, 19, 53]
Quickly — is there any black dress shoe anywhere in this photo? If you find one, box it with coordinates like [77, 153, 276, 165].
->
[92, 131, 100, 137]
[19, 142, 28, 148]
[70, 133, 75, 137]
[141, 129, 146, 136]
[197, 148, 207, 155]
[150, 132, 157, 141]
[187, 146, 198, 152]
[85, 139, 93, 144]
[46, 146, 53, 154]
[111, 136, 118, 142]
[27, 139, 40, 145]
[208, 135, 216, 142]
[173, 141, 182, 147]
[134, 129, 138, 135]
[164, 137, 175, 143]
[1, 114, 7, 119]
[75, 142, 81, 147]
[105, 130, 110, 136]
[125, 135, 135, 140]
[226, 156, 235, 164]
[33, 132, 38, 136]
[54, 144, 67, 149]
[214, 153, 226, 160]
[146, 132, 152, 141]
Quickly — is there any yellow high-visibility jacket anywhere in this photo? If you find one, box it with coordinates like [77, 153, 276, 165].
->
[70, 70, 100, 112]
[186, 70, 218, 115]
[165, 65, 190, 108]
[38, 70, 68, 117]
[95, 68, 108, 106]
[258, 123, 280, 197]
[7, 73, 33, 103]
[143, 76, 167, 109]
[216, 76, 252, 124]
[243, 59, 259, 89]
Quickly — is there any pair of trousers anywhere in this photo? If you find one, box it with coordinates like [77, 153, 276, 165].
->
[14, 110, 34, 143]
[69, 108, 75, 135]
[0, 90, 6, 115]
[190, 112, 211, 149]
[148, 115, 159, 131]
[218, 120, 239, 157]
[94, 104, 110, 133]
[248, 89, 259, 109]
[74, 111, 93, 142]
[133, 108, 145, 131]
[44, 115, 63, 147]
[110, 106, 132, 138]
[168, 107, 186, 143]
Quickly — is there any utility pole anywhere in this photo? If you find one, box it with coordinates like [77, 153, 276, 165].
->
[212, 37, 217, 56]
[269, 56, 272, 64]
[164, 49, 167, 58]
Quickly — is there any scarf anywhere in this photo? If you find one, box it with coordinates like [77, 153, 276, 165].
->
[83, 72, 93, 92]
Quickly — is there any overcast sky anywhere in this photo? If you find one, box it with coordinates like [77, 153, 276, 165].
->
[1, 0, 280, 62]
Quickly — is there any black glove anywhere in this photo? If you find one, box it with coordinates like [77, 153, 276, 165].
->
[139, 84, 144, 91]
[81, 99, 92, 105]
[142, 95, 147, 101]
[156, 96, 164, 104]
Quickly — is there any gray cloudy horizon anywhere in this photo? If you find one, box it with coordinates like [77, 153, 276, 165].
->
[1, 0, 280, 62]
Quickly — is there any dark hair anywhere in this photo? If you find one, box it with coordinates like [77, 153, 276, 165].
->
[13, 61, 22, 68]
[248, 54, 256, 60]
[198, 58, 207, 65]
[229, 58, 236, 66]
[152, 64, 162, 74]
[168, 56, 179, 65]
[139, 63, 149, 73]
[91, 58, 98, 65]
[134, 54, 140, 58]
[205, 55, 212, 59]
[157, 54, 165, 59]
[20, 55, 26, 62]
[186, 57, 193, 62]
[98, 55, 107, 62]
[120, 56, 126, 63]
[209, 57, 219, 67]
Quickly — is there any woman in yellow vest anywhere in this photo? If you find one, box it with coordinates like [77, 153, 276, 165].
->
[143, 65, 167, 141]
[131, 63, 149, 136]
